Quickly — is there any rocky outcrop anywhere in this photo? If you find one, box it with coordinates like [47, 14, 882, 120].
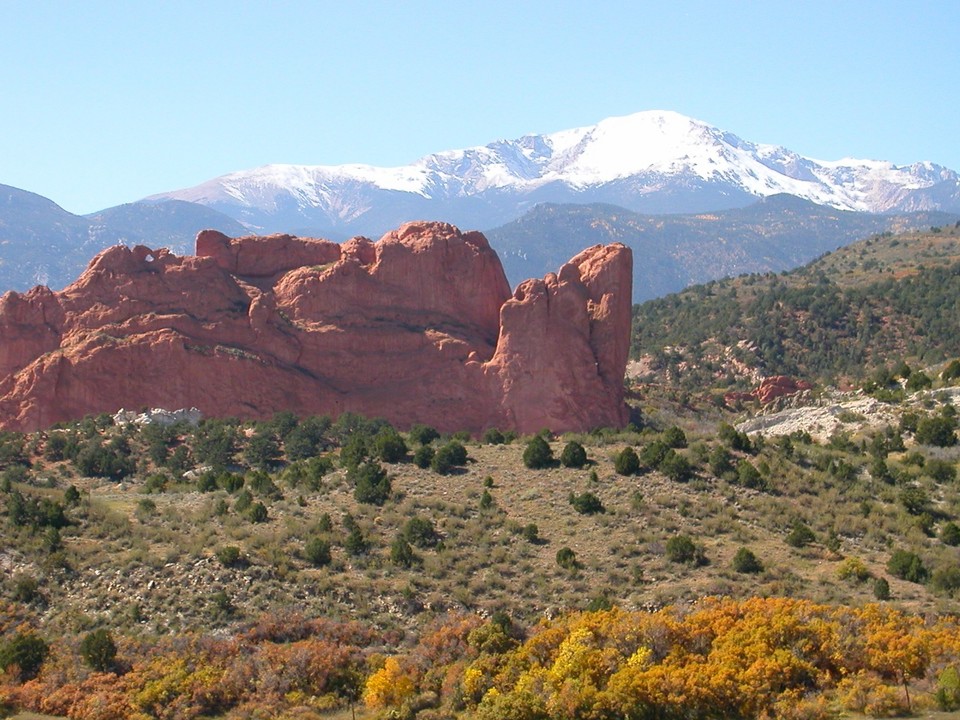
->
[724, 375, 813, 409]
[754, 376, 813, 405]
[0, 222, 632, 434]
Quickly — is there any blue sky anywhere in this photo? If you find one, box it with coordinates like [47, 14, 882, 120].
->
[1, 0, 957, 215]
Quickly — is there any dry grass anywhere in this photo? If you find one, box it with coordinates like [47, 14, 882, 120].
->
[5, 419, 958, 641]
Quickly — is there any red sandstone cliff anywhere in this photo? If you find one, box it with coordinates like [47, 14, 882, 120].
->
[0, 222, 632, 434]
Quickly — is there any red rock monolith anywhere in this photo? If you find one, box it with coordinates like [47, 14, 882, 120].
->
[0, 222, 632, 434]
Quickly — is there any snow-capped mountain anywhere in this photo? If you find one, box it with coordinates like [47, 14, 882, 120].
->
[146, 110, 960, 235]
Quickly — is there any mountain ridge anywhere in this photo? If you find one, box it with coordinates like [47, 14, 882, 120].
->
[145, 110, 960, 235]
[0, 184, 248, 292]
[486, 196, 960, 302]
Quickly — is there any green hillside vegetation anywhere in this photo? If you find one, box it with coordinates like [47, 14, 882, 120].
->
[632, 222, 960, 391]
[1, 398, 960, 717]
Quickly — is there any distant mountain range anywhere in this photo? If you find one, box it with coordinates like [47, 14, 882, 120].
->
[2, 110, 959, 296]
[0, 184, 246, 291]
[146, 110, 960, 235]
[487, 196, 960, 301]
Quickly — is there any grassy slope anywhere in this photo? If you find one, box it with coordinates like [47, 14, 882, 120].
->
[3, 409, 959, 642]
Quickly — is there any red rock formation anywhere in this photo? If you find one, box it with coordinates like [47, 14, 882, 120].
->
[753, 375, 812, 405]
[0, 222, 632, 434]
[724, 375, 813, 408]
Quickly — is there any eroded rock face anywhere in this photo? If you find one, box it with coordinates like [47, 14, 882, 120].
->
[724, 375, 814, 409]
[0, 222, 632, 434]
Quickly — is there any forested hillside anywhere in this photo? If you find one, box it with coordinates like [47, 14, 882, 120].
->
[632, 223, 960, 390]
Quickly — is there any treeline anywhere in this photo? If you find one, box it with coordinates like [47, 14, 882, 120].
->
[632, 259, 960, 387]
[3, 598, 960, 719]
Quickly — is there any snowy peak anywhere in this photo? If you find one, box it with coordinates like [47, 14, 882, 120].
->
[146, 110, 960, 233]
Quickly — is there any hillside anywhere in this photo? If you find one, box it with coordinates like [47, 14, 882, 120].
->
[2, 393, 960, 716]
[486, 196, 960, 301]
[631, 222, 960, 389]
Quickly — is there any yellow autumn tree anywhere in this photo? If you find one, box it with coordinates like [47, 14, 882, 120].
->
[363, 657, 415, 709]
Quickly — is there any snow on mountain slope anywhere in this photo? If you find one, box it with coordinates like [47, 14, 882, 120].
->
[146, 110, 960, 232]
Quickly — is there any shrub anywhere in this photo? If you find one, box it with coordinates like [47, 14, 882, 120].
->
[344, 527, 368, 556]
[662, 426, 687, 449]
[873, 577, 891, 600]
[732, 547, 763, 574]
[786, 522, 816, 548]
[719, 423, 752, 452]
[79, 629, 117, 672]
[586, 594, 613, 612]
[413, 445, 435, 469]
[74, 439, 135, 480]
[916, 415, 958, 447]
[234, 489, 253, 513]
[443, 440, 468, 464]
[614, 446, 640, 476]
[569, 491, 604, 515]
[196, 472, 218, 492]
[899, 485, 930, 516]
[560, 441, 588, 468]
[556, 546, 578, 570]
[482, 428, 506, 445]
[352, 461, 391, 505]
[210, 590, 234, 618]
[339, 433, 370, 470]
[905, 371, 932, 391]
[836, 557, 871, 583]
[639, 440, 669, 469]
[665, 534, 705, 565]
[479, 489, 493, 510]
[408, 424, 440, 446]
[930, 565, 960, 595]
[403, 517, 439, 548]
[521, 523, 540, 543]
[11, 574, 40, 604]
[936, 666, 960, 711]
[659, 450, 693, 482]
[304, 537, 332, 567]
[925, 458, 957, 483]
[942, 359, 960, 383]
[887, 549, 927, 583]
[246, 502, 269, 523]
[940, 521, 960, 546]
[737, 460, 765, 489]
[248, 470, 282, 499]
[284, 415, 330, 460]
[372, 428, 407, 463]
[217, 472, 245, 493]
[390, 536, 419, 568]
[192, 420, 238, 469]
[430, 441, 468, 475]
[244, 430, 280, 470]
[0, 631, 48, 680]
[708, 446, 733, 477]
[522, 436, 553, 469]
[216, 545, 244, 568]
